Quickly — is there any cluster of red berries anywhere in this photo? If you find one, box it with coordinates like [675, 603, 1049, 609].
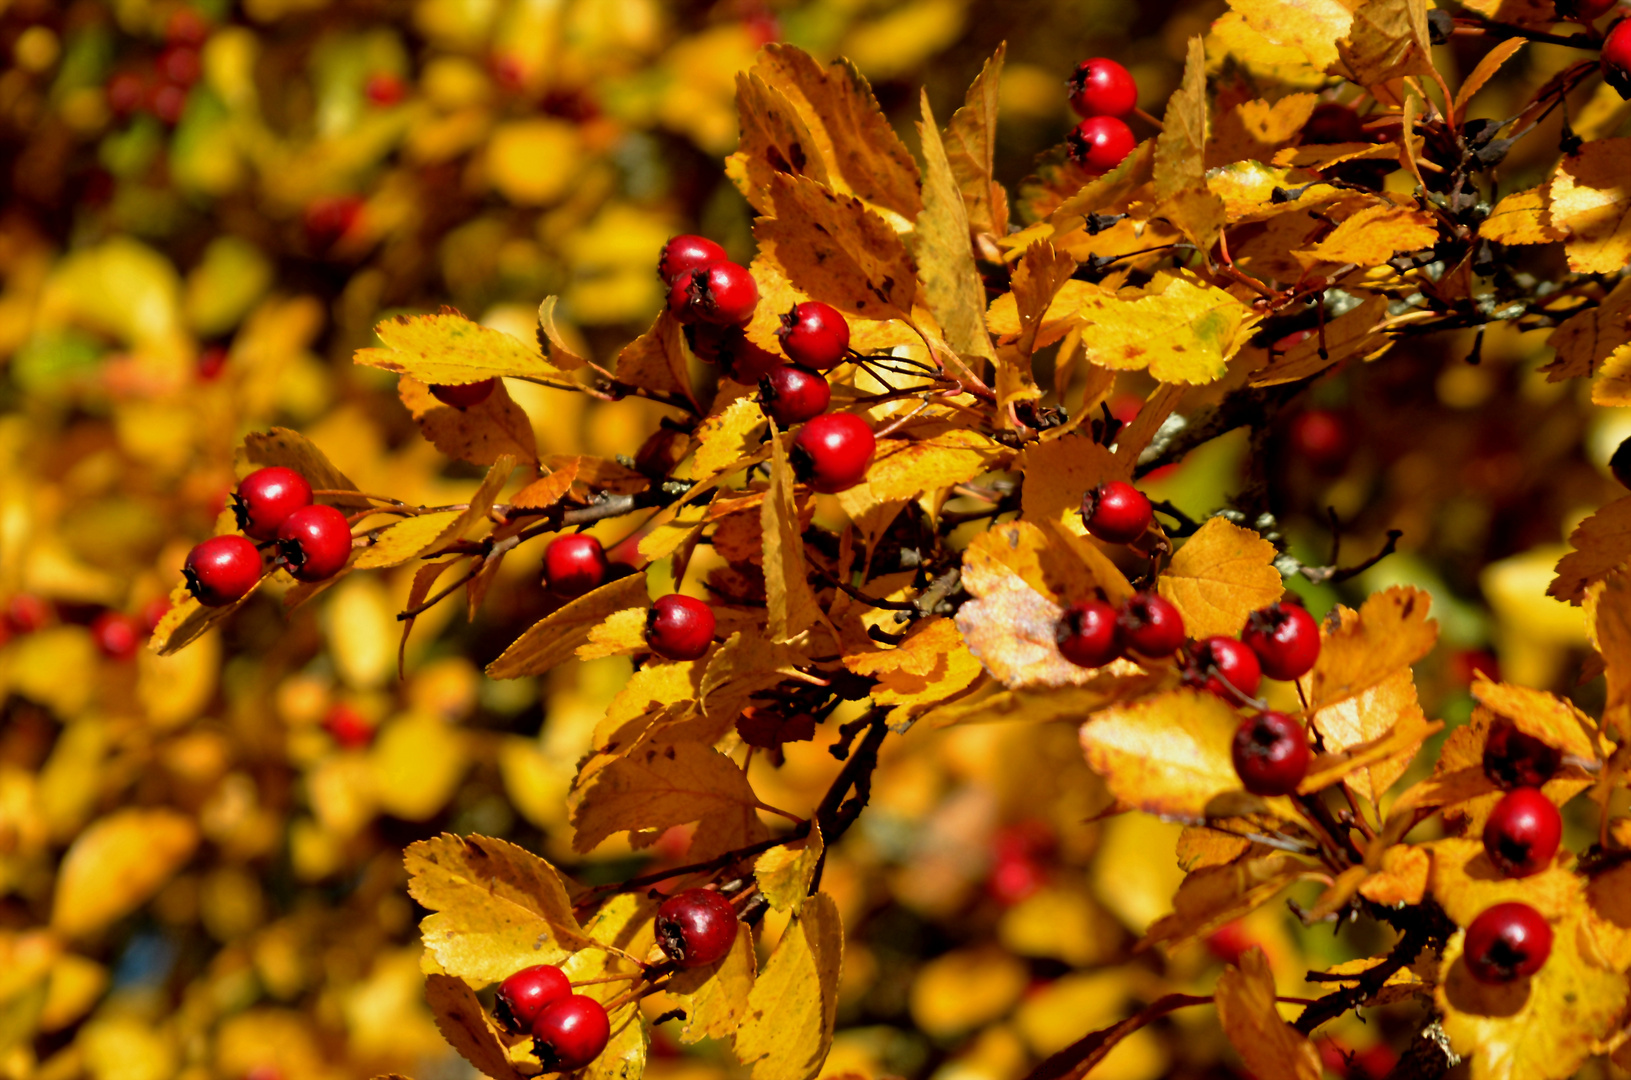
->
[1065, 58, 1138, 175]
[105, 8, 209, 126]
[540, 533, 717, 662]
[0, 592, 168, 662]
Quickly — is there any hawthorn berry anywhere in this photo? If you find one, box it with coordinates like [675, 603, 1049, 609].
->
[1288, 409, 1352, 473]
[1482, 720, 1562, 789]
[1301, 102, 1367, 144]
[759, 365, 831, 426]
[1610, 435, 1631, 490]
[6, 594, 50, 634]
[430, 379, 497, 409]
[1080, 481, 1152, 544]
[646, 595, 716, 661]
[322, 703, 375, 750]
[791, 413, 875, 494]
[275, 504, 353, 583]
[234, 466, 314, 541]
[1482, 787, 1562, 878]
[157, 45, 202, 88]
[364, 71, 407, 106]
[197, 345, 228, 381]
[777, 301, 851, 370]
[150, 83, 188, 125]
[1067, 58, 1138, 118]
[304, 195, 363, 246]
[1183, 636, 1264, 701]
[671, 262, 758, 326]
[531, 994, 611, 1072]
[1241, 602, 1321, 681]
[1231, 711, 1310, 796]
[139, 597, 172, 634]
[1462, 902, 1552, 984]
[107, 72, 147, 118]
[91, 612, 142, 661]
[685, 324, 784, 382]
[1066, 115, 1136, 174]
[1604, 17, 1631, 99]
[1116, 592, 1185, 657]
[165, 7, 210, 46]
[655, 888, 739, 967]
[495, 964, 572, 1034]
[543, 534, 609, 597]
[1055, 599, 1122, 669]
[658, 234, 728, 283]
[184, 534, 263, 607]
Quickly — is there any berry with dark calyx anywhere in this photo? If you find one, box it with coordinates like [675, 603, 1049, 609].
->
[1482, 719, 1563, 789]
[777, 301, 851, 370]
[675, 261, 759, 326]
[234, 466, 314, 541]
[531, 994, 611, 1072]
[1604, 18, 1631, 99]
[1055, 600, 1122, 669]
[430, 378, 497, 409]
[1066, 116, 1136, 174]
[1080, 480, 1152, 544]
[543, 534, 609, 597]
[495, 965, 572, 1034]
[790, 413, 875, 494]
[1302, 102, 1367, 145]
[658, 234, 729, 283]
[6, 594, 50, 634]
[1610, 434, 1631, 490]
[1231, 711, 1310, 796]
[91, 612, 142, 661]
[1462, 902, 1552, 984]
[184, 535, 263, 607]
[655, 888, 739, 968]
[1183, 636, 1264, 701]
[1067, 58, 1138, 118]
[275, 504, 354, 583]
[1241, 602, 1322, 681]
[646, 595, 716, 661]
[759, 364, 831, 426]
[1116, 592, 1186, 658]
[1482, 787, 1562, 878]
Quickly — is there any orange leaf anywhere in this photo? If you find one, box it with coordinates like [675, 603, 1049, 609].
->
[1079, 689, 1254, 822]
[1549, 495, 1631, 604]
[1303, 586, 1437, 712]
[1143, 852, 1315, 949]
[1308, 666, 1430, 803]
[1215, 947, 1322, 1080]
[1156, 518, 1284, 640]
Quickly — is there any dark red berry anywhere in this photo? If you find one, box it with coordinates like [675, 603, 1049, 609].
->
[672, 262, 759, 326]
[790, 413, 875, 494]
[1055, 599, 1122, 668]
[150, 82, 188, 125]
[987, 853, 1046, 905]
[655, 888, 739, 968]
[495, 965, 572, 1034]
[1081, 481, 1152, 544]
[197, 345, 228, 381]
[157, 46, 202, 88]
[1288, 409, 1352, 473]
[304, 195, 363, 246]
[759, 365, 831, 426]
[543, 535, 608, 597]
[166, 8, 210, 46]
[275, 504, 353, 583]
[107, 72, 148, 117]
[777, 301, 851, 370]
[1067, 58, 1138, 118]
[1302, 103, 1367, 145]
[685, 324, 783, 382]
[531, 994, 610, 1072]
[365, 71, 407, 106]
[6, 594, 50, 634]
[1183, 636, 1264, 701]
[91, 612, 142, 661]
[1483, 720, 1563, 789]
[1610, 435, 1631, 490]
[1066, 116, 1136, 174]
[1231, 711, 1310, 796]
[1462, 902, 1552, 984]
[234, 466, 314, 541]
[1242, 602, 1321, 681]
[658, 234, 729, 283]
[1604, 18, 1631, 98]
[1116, 592, 1186, 657]
[184, 535, 263, 607]
[646, 595, 716, 661]
[322, 703, 375, 750]
[430, 379, 497, 409]
[1482, 787, 1563, 878]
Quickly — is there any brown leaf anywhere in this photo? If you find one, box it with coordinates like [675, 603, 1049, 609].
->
[1143, 854, 1316, 949]
[486, 573, 651, 679]
[570, 741, 768, 857]
[756, 173, 917, 320]
[1248, 295, 1392, 387]
[943, 44, 1009, 239]
[1215, 948, 1322, 1080]
[615, 310, 695, 405]
[1157, 518, 1284, 640]
[511, 460, 579, 510]
[1596, 571, 1631, 737]
[241, 427, 369, 507]
[730, 70, 833, 214]
[1549, 495, 1631, 604]
[398, 377, 538, 466]
[536, 296, 589, 370]
[1303, 586, 1438, 712]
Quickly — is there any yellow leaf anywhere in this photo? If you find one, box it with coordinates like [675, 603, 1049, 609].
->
[866, 427, 1006, 502]
[485, 118, 582, 206]
[700, 632, 812, 723]
[486, 573, 652, 678]
[614, 310, 694, 403]
[1303, 587, 1438, 712]
[1215, 948, 1322, 1080]
[1544, 276, 1631, 385]
[943, 44, 1009, 239]
[151, 578, 259, 657]
[356, 310, 573, 385]
[733, 892, 843, 1080]
[1550, 138, 1631, 273]
[1154, 37, 1225, 253]
[1209, 97, 1318, 169]
[536, 296, 589, 371]
[691, 396, 768, 480]
[1225, 0, 1351, 70]
[511, 460, 579, 510]
[729, 71, 834, 214]
[1079, 689, 1251, 822]
[1470, 677, 1599, 762]
[353, 511, 461, 570]
[577, 608, 651, 662]
[570, 741, 767, 857]
[1156, 518, 1284, 640]
[1207, 11, 1330, 88]
[52, 809, 198, 938]
[1296, 204, 1439, 268]
[757, 173, 917, 320]
[763, 431, 825, 643]
[1074, 271, 1257, 385]
[425, 973, 528, 1080]
[398, 376, 538, 466]
[914, 91, 995, 364]
[1249, 294, 1393, 387]
[241, 427, 368, 505]
[756, 824, 824, 913]
[644, 923, 758, 1044]
[1143, 853, 1315, 948]
[1481, 187, 1563, 246]
[956, 557, 1141, 689]
[1550, 495, 1631, 604]
[845, 617, 985, 721]
[1018, 435, 1126, 533]
[1427, 837, 1579, 926]
[908, 947, 1028, 1038]
[1597, 571, 1631, 735]
[1309, 667, 1430, 802]
[372, 714, 468, 820]
[1358, 844, 1429, 905]
[1332, 0, 1436, 86]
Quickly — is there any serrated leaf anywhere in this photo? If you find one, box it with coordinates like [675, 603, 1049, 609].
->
[51, 809, 198, 938]
[1073, 271, 1257, 385]
[536, 295, 589, 370]
[399, 376, 538, 466]
[1155, 37, 1225, 253]
[354, 511, 461, 570]
[733, 892, 843, 1080]
[1018, 435, 1126, 532]
[866, 427, 1005, 502]
[846, 618, 984, 721]
[1143, 852, 1315, 949]
[1226, 0, 1351, 70]
[511, 460, 579, 511]
[1296, 204, 1439, 268]
[615, 310, 693, 404]
[486, 573, 651, 679]
[425, 973, 528, 1080]
[570, 742, 767, 857]
[576, 608, 651, 663]
[914, 91, 994, 364]
[755, 824, 823, 912]
[1215, 948, 1322, 1080]
[1471, 677, 1599, 762]
[1309, 667, 1431, 803]
[1481, 187, 1563, 246]
[1157, 518, 1284, 640]
[1079, 690, 1253, 822]
[356, 310, 572, 385]
[943, 44, 1008, 239]
[242, 427, 368, 506]
[729, 71, 834, 214]
[756, 173, 917, 320]
[1549, 137, 1631, 274]
[1302, 587, 1438, 712]
[691, 397, 768, 480]
[151, 577, 261, 656]
[761, 430, 825, 643]
[1300, 702, 1440, 799]
[647, 924, 758, 1044]
[1550, 496, 1631, 604]
[1331, 0, 1435, 86]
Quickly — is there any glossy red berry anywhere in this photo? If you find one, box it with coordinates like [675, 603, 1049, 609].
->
[791, 413, 875, 494]
[543, 535, 608, 597]
[759, 365, 831, 426]
[430, 379, 497, 409]
[656, 888, 739, 967]
[234, 467, 314, 541]
[365, 71, 407, 105]
[671, 262, 759, 326]
[6, 594, 50, 634]
[1067, 115, 1136, 174]
[531, 994, 610, 1072]
[275, 504, 353, 583]
[322, 703, 375, 750]
[184, 535, 263, 607]
[1231, 711, 1310, 796]
[1483, 720, 1563, 789]
[1184, 636, 1264, 701]
[1067, 58, 1138, 118]
[1288, 409, 1352, 473]
[91, 612, 142, 661]
[647, 595, 716, 661]
[1463, 902, 1552, 984]
[1055, 600, 1122, 668]
[1116, 592, 1186, 657]
[1604, 18, 1631, 98]
[1081, 481, 1152, 544]
[495, 965, 572, 1034]
[658, 234, 729, 283]
[1302, 102, 1367, 145]
[1482, 787, 1563, 878]
[777, 301, 851, 370]
[1242, 602, 1321, 681]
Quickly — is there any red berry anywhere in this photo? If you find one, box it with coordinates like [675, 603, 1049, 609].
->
[1183, 636, 1263, 701]
[1055, 599, 1122, 668]
[91, 612, 142, 661]
[304, 195, 362, 246]
[658, 234, 729, 283]
[1302, 103, 1367, 145]
[675, 262, 759, 326]
[1116, 592, 1186, 657]
[234, 466, 314, 541]
[1462, 902, 1552, 984]
[646, 595, 716, 661]
[184, 535, 263, 607]
[107, 72, 148, 118]
[165, 8, 210, 47]
[543, 535, 608, 597]
[1067, 58, 1138, 118]
[790, 413, 875, 494]
[988, 853, 1046, 905]
[139, 597, 172, 634]
[275, 504, 353, 583]
[157, 46, 202, 88]
[150, 82, 188, 125]
[365, 71, 407, 106]
[1271, 328, 1316, 353]
[322, 703, 375, 750]
[6, 594, 50, 634]
[495, 965, 571, 1034]
[759, 364, 831, 426]
[1242, 602, 1321, 681]
[1483, 720, 1562, 789]
[1482, 787, 1562, 878]
[655, 888, 738, 967]
[1288, 409, 1352, 473]
[430, 379, 497, 409]
[1080, 481, 1152, 544]
[1205, 921, 1253, 966]
[197, 345, 228, 381]
[776, 302, 851, 370]
[686, 324, 783, 382]
[531, 994, 610, 1072]
[1231, 711, 1310, 796]
[1066, 116, 1136, 174]
[1604, 18, 1631, 98]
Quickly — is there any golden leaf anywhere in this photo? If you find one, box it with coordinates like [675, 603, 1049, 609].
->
[1544, 277, 1631, 384]
[846, 617, 984, 721]
[486, 573, 652, 679]
[1249, 294, 1393, 387]
[1427, 837, 1579, 926]
[1303, 587, 1438, 711]
[1296, 204, 1439, 268]
[151, 578, 260, 657]
[1017, 435, 1126, 535]
[732, 892, 843, 1080]
[1156, 518, 1284, 640]
[1073, 271, 1257, 385]
[756, 173, 917, 320]
[691, 396, 768, 481]
[700, 632, 812, 722]
[1597, 572, 1631, 736]
[1357, 844, 1430, 905]
[910, 947, 1029, 1038]
[914, 92, 995, 364]
[1143, 852, 1316, 948]
[866, 427, 1005, 502]
[762, 430, 825, 643]
[729, 71, 833, 214]
[1079, 690, 1252, 822]
[1331, 0, 1435, 86]
[615, 310, 694, 404]
[1550, 138, 1631, 274]
[1154, 38, 1225, 253]
[511, 460, 579, 510]
[577, 608, 651, 662]
[353, 511, 461, 570]
[1309, 667, 1430, 803]
[537, 295, 589, 371]
[943, 44, 1009, 239]
[241, 427, 368, 506]
[1471, 677, 1599, 762]
[51, 809, 198, 938]
[1481, 187, 1563, 246]
[1208, 96, 1318, 168]
[424, 974, 528, 1080]
[355, 310, 571, 385]
[1225, 0, 1352, 70]
[1550, 495, 1631, 604]
[570, 741, 768, 857]
[645, 923, 758, 1044]
[398, 377, 538, 466]
[956, 559, 1137, 689]
[756, 824, 824, 913]
[1215, 948, 1322, 1080]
